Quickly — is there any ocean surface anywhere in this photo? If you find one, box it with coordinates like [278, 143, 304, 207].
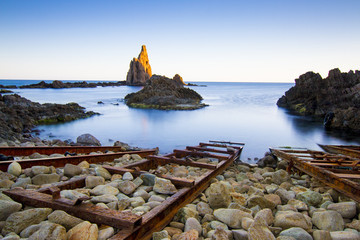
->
[2, 80, 360, 162]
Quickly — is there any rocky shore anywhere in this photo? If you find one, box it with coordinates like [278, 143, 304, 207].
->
[14, 80, 126, 89]
[277, 68, 360, 131]
[0, 144, 359, 240]
[125, 75, 207, 110]
[0, 93, 98, 142]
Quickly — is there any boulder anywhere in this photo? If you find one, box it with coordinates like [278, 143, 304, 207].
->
[2, 208, 52, 235]
[0, 200, 22, 221]
[327, 201, 357, 219]
[279, 227, 313, 240]
[76, 134, 101, 146]
[206, 181, 232, 209]
[67, 221, 98, 240]
[213, 208, 253, 228]
[312, 210, 344, 231]
[126, 45, 152, 86]
[47, 210, 83, 230]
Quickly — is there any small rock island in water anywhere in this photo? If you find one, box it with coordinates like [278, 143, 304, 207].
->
[125, 74, 207, 110]
[277, 68, 360, 131]
[125, 45, 207, 110]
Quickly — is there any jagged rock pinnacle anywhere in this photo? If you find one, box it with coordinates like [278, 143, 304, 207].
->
[126, 45, 152, 86]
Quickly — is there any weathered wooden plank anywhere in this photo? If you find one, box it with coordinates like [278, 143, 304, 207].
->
[318, 144, 360, 158]
[3, 188, 142, 229]
[186, 146, 230, 154]
[173, 149, 228, 160]
[148, 155, 217, 170]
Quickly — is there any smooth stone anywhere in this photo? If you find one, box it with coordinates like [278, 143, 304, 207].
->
[98, 226, 114, 240]
[77, 161, 90, 168]
[148, 195, 165, 202]
[118, 180, 137, 195]
[153, 177, 177, 195]
[122, 172, 134, 181]
[196, 201, 213, 216]
[130, 197, 145, 208]
[12, 177, 32, 188]
[210, 220, 229, 230]
[48, 210, 83, 230]
[313, 230, 331, 240]
[0, 200, 22, 221]
[67, 221, 98, 240]
[213, 208, 253, 228]
[31, 166, 52, 175]
[255, 208, 274, 226]
[132, 206, 151, 213]
[248, 217, 276, 240]
[330, 231, 360, 240]
[272, 169, 291, 185]
[152, 230, 169, 240]
[174, 207, 199, 224]
[140, 173, 156, 186]
[170, 221, 185, 230]
[327, 202, 357, 219]
[143, 201, 161, 209]
[133, 189, 150, 201]
[85, 176, 105, 188]
[96, 203, 109, 208]
[91, 194, 118, 203]
[2, 232, 21, 240]
[2, 208, 52, 235]
[63, 164, 82, 177]
[28, 222, 66, 240]
[232, 229, 248, 240]
[241, 217, 254, 230]
[164, 226, 182, 236]
[275, 188, 296, 204]
[246, 195, 276, 210]
[205, 181, 232, 209]
[32, 173, 60, 185]
[274, 210, 312, 231]
[296, 190, 323, 207]
[312, 210, 344, 231]
[279, 227, 313, 240]
[76, 133, 101, 146]
[61, 190, 88, 200]
[20, 223, 42, 238]
[0, 179, 14, 189]
[184, 217, 202, 235]
[90, 185, 119, 196]
[95, 167, 111, 180]
[116, 193, 130, 201]
[7, 162, 21, 177]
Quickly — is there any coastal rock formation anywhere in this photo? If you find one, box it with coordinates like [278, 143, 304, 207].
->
[277, 68, 360, 131]
[0, 94, 98, 141]
[18, 80, 126, 89]
[124, 75, 206, 110]
[126, 45, 152, 86]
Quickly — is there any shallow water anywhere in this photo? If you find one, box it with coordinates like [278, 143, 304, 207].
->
[3, 81, 360, 162]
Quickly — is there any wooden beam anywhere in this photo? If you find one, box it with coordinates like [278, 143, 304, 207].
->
[173, 149, 228, 160]
[147, 155, 217, 170]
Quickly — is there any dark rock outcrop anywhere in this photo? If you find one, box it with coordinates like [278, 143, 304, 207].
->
[126, 45, 152, 86]
[124, 75, 207, 110]
[277, 68, 360, 131]
[18, 80, 126, 89]
[0, 94, 98, 141]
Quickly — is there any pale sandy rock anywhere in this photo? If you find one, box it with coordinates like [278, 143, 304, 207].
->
[279, 227, 312, 240]
[7, 162, 21, 177]
[288, 199, 309, 211]
[47, 210, 83, 230]
[85, 176, 105, 188]
[330, 231, 360, 240]
[152, 230, 169, 240]
[196, 201, 213, 216]
[174, 207, 199, 224]
[313, 230, 331, 240]
[77, 161, 90, 168]
[95, 166, 111, 180]
[118, 180, 137, 195]
[275, 188, 296, 204]
[122, 172, 134, 181]
[210, 220, 229, 230]
[248, 216, 276, 240]
[255, 208, 274, 226]
[346, 219, 360, 231]
[206, 181, 232, 209]
[32, 173, 60, 185]
[0, 179, 14, 188]
[184, 217, 202, 235]
[31, 166, 52, 175]
[91, 194, 118, 204]
[153, 177, 177, 195]
[20, 223, 42, 238]
[296, 190, 323, 207]
[63, 164, 82, 177]
[246, 195, 276, 210]
[28, 222, 66, 240]
[133, 189, 150, 201]
[327, 201, 357, 219]
[90, 184, 119, 196]
[0, 200, 22, 221]
[272, 169, 291, 185]
[211, 226, 230, 239]
[241, 217, 254, 230]
[60, 190, 88, 200]
[130, 196, 145, 208]
[214, 208, 253, 228]
[98, 226, 115, 240]
[164, 226, 182, 236]
[2, 208, 52, 235]
[232, 229, 248, 240]
[12, 177, 31, 188]
[312, 210, 344, 231]
[274, 210, 312, 231]
[175, 229, 198, 240]
[67, 221, 98, 240]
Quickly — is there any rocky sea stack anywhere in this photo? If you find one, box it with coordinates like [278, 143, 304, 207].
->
[124, 75, 207, 110]
[277, 68, 360, 131]
[126, 45, 152, 86]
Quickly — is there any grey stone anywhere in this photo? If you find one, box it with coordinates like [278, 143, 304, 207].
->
[2, 208, 52, 235]
[152, 230, 168, 240]
[32, 173, 60, 185]
[91, 194, 118, 204]
[327, 202, 357, 219]
[313, 230, 331, 240]
[122, 172, 134, 181]
[214, 208, 253, 228]
[184, 217, 202, 235]
[12, 177, 31, 188]
[118, 180, 137, 195]
[272, 169, 291, 185]
[28, 222, 66, 240]
[330, 231, 360, 240]
[196, 201, 213, 216]
[140, 173, 156, 186]
[85, 176, 105, 189]
[63, 164, 82, 177]
[98, 226, 115, 240]
[7, 162, 21, 177]
[153, 177, 177, 195]
[232, 229, 248, 240]
[31, 166, 52, 175]
[95, 167, 111, 180]
[76, 133, 101, 146]
[47, 210, 83, 230]
[90, 185, 119, 196]
[279, 227, 313, 240]
[312, 210, 344, 231]
[296, 190, 323, 207]
[0, 200, 22, 221]
[274, 210, 312, 231]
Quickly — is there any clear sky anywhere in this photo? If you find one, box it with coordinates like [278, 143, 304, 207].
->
[0, 0, 359, 82]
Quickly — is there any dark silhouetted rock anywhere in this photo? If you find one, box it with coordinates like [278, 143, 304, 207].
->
[18, 80, 125, 89]
[124, 75, 207, 110]
[126, 45, 152, 86]
[277, 68, 360, 131]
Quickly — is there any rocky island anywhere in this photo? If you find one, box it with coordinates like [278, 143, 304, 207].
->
[0, 94, 98, 142]
[277, 68, 360, 131]
[124, 74, 207, 110]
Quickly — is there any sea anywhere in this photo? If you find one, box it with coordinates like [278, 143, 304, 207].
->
[1, 79, 360, 162]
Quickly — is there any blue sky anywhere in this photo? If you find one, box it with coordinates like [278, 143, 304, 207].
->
[0, 0, 359, 82]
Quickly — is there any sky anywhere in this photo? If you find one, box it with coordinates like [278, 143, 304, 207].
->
[0, 0, 359, 82]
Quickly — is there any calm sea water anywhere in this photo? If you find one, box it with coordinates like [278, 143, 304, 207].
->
[2, 80, 360, 162]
